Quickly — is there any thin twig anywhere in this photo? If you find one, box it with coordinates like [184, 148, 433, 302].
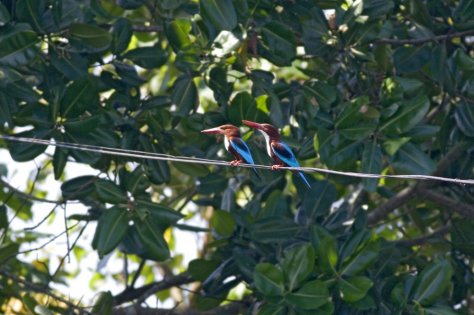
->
[375, 29, 474, 46]
[0, 177, 62, 204]
[0, 268, 91, 315]
[395, 225, 450, 247]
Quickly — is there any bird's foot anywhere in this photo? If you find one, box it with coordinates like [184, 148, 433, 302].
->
[271, 164, 283, 170]
[230, 160, 242, 166]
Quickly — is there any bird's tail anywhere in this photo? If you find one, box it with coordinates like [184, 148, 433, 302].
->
[298, 171, 311, 189]
[252, 167, 261, 180]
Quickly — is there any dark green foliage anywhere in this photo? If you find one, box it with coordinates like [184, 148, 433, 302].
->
[0, 0, 473, 314]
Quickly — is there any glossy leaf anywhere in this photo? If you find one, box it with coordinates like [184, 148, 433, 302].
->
[95, 207, 129, 257]
[165, 19, 193, 52]
[391, 142, 436, 175]
[301, 180, 336, 221]
[451, 219, 474, 255]
[8, 129, 50, 162]
[381, 94, 430, 134]
[226, 91, 266, 126]
[361, 142, 382, 192]
[412, 259, 453, 306]
[286, 280, 330, 310]
[254, 263, 284, 296]
[0, 23, 39, 67]
[0, 2, 10, 26]
[172, 75, 198, 117]
[95, 179, 127, 204]
[111, 18, 132, 54]
[200, 0, 237, 31]
[260, 21, 296, 66]
[50, 49, 88, 80]
[250, 217, 302, 243]
[53, 147, 68, 180]
[135, 199, 183, 227]
[211, 210, 236, 237]
[124, 46, 168, 69]
[91, 291, 113, 315]
[135, 218, 170, 261]
[454, 101, 474, 137]
[339, 276, 373, 303]
[281, 243, 315, 291]
[69, 23, 112, 50]
[310, 226, 338, 273]
[60, 77, 99, 117]
[61, 175, 96, 200]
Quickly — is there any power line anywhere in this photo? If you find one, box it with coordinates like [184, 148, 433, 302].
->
[1, 134, 473, 185]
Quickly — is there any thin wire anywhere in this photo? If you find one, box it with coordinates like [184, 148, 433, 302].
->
[1, 134, 473, 185]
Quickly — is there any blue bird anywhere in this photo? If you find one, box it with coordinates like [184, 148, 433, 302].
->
[201, 124, 259, 177]
[242, 120, 311, 188]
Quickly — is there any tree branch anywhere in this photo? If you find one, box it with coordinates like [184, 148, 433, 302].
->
[367, 144, 466, 226]
[375, 29, 474, 46]
[113, 300, 249, 315]
[416, 188, 474, 219]
[114, 272, 194, 305]
[0, 268, 90, 315]
[394, 225, 450, 247]
[0, 177, 62, 204]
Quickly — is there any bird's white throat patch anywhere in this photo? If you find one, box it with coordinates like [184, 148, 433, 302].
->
[258, 130, 272, 157]
[224, 136, 230, 151]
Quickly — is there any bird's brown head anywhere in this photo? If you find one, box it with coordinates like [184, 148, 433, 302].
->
[201, 124, 241, 137]
[242, 120, 280, 140]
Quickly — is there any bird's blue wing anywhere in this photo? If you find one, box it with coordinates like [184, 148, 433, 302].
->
[271, 141, 300, 167]
[272, 141, 311, 188]
[229, 137, 255, 165]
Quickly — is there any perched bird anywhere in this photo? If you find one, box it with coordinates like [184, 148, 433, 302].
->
[242, 120, 311, 188]
[201, 124, 259, 176]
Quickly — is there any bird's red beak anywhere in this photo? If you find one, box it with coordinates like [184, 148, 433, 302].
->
[201, 127, 223, 134]
[242, 120, 263, 130]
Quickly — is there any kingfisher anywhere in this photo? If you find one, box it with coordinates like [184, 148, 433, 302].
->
[201, 124, 259, 177]
[242, 120, 311, 188]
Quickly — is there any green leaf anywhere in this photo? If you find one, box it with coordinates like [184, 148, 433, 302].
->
[393, 46, 430, 73]
[302, 180, 336, 221]
[226, 91, 266, 126]
[250, 217, 302, 243]
[200, 0, 237, 31]
[0, 23, 39, 67]
[124, 46, 168, 69]
[95, 207, 129, 257]
[16, 0, 45, 32]
[188, 259, 220, 281]
[281, 243, 315, 291]
[117, 0, 146, 9]
[50, 48, 88, 80]
[451, 219, 474, 255]
[60, 77, 99, 117]
[171, 75, 198, 117]
[286, 280, 330, 310]
[53, 147, 68, 180]
[135, 217, 170, 261]
[69, 23, 112, 50]
[339, 276, 373, 303]
[174, 162, 210, 177]
[254, 263, 285, 296]
[0, 2, 11, 26]
[381, 94, 430, 134]
[135, 199, 183, 228]
[7, 129, 50, 162]
[61, 175, 96, 200]
[111, 18, 132, 54]
[211, 210, 236, 237]
[336, 98, 378, 140]
[382, 137, 410, 156]
[165, 19, 193, 52]
[95, 179, 127, 204]
[391, 142, 436, 175]
[209, 66, 233, 106]
[430, 44, 447, 84]
[91, 291, 113, 315]
[424, 305, 459, 315]
[454, 101, 474, 137]
[303, 81, 337, 109]
[0, 242, 19, 263]
[260, 21, 297, 66]
[361, 142, 383, 192]
[412, 259, 453, 306]
[257, 304, 287, 315]
[310, 226, 338, 273]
